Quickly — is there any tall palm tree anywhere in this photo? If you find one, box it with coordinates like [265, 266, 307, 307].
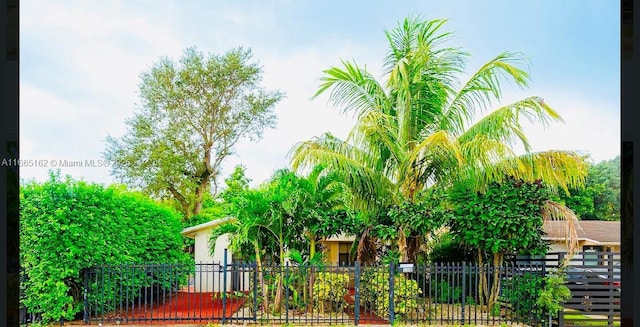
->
[290, 16, 587, 263]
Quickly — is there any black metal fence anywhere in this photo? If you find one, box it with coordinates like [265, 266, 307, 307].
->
[20, 251, 622, 326]
[558, 251, 620, 326]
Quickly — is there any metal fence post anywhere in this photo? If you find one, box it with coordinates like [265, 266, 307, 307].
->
[462, 261, 466, 325]
[285, 261, 290, 325]
[389, 263, 395, 325]
[222, 249, 228, 325]
[252, 261, 258, 322]
[83, 269, 89, 324]
[354, 262, 360, 326]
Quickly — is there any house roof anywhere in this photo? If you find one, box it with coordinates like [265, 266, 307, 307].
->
[181, 216, 235, 239]
[543, 220, 620, 244]
[322, 233, 356, 242]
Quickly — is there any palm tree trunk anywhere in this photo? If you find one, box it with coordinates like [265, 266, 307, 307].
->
[308, 235, 316, 313]
[397, 226, 409, 262]
[254, 241, 269, 313]
[273, 245, 285, 313]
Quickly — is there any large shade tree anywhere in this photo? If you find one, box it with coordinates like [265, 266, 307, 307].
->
[105, 46, 283, 220]
[290, 16, 587, 263]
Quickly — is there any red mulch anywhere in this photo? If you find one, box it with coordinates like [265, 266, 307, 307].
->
[86, 289, 387, 325]
[113, 291, 245, 324]
[343, 289, 388, 325]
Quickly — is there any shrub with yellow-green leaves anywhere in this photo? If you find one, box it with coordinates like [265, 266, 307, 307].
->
[312, 272, 350, 313]
[361, 270, 421, 318]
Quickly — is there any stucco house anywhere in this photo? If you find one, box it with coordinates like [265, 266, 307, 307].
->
[320, 220, 621, 266]
[542, 220, 620, 265]
[181, 217, 249, 293]
[319, 233, 357, 266]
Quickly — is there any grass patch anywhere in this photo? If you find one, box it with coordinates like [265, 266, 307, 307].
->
[563, 313, 620, 326]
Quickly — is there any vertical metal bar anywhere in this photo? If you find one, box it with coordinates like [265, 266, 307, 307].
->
[354, 262, 360, 326]
[100, 266, 105, 324]
[448, 262, 452, 323]
[83, 269, 89, 323]
[474, 263, 478, 326]
[285, 261, 289, 325]
[253, 262, 258, 322]
[149, 266, 154, 320]
[438, 261, 442, 325]
[222, 249, 228, 324]
[461, 262, 466, 325]
[126, 265, 131, 323]
[388, 263, 394, 325]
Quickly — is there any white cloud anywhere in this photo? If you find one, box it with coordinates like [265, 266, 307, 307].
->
[19, 0, 620, 192]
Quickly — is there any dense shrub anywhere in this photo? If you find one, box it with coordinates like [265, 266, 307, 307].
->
[502, 272, 570, 321]
[361, 270, 421, 318]
[20, 172, 191, 323]
[312, 272, 349, 313]
[427, 232, 476, 263]
[502, 273, 544, 321]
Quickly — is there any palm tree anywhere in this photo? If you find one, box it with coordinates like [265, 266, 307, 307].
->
[290, 16, 587, 264]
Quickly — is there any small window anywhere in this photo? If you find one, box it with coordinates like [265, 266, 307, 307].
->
[338, 243, 354, 266]
[583, 246, 604, 266]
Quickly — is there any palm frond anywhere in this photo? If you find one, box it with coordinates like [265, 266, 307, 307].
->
[541, 200, 579, 260]
[346, 109, 402, 176]
[457, 96, 562, 152]
[383, 17, 458, 75]
[441, 52, 531, 134]
[400, 130, 461, 196]
[507, 150, 588, 195]
[448, 135, 523, 192]
[313, 61, 391, 118]
[289, 134, 396, 211]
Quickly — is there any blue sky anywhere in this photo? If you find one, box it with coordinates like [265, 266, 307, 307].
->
[20, 0, 620, 187]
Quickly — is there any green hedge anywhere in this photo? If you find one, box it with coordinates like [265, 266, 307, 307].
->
[20, 172, 191, 323]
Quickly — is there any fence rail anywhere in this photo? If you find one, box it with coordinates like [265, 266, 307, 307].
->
[20, 252, 621, 326]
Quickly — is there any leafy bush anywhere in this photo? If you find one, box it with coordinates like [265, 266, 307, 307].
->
[537, 273, 571, 317]
[427, 232, 475, 263]
[433, 280, 462, 303]
[312, 272, 349, 312]
[502, 271, 570, 321]
[361, 270, 421, 318]
[502, 272, 544, 321]
[20, 172, 191, 323]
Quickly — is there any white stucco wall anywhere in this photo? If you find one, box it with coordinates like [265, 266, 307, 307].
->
[190, 230, 249, 293]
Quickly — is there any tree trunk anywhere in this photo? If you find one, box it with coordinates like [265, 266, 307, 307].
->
[307, 236, 315, 313]
[272, 245, 285, 313]
[167, 184, 191, 220]
[477, 249, 488, 309]
[192, 180, 209, 216]
[310, 237, 316, 259]
[308, 266, 315, 313]
[487, 253, 503, 313]
[406, 235, 421, 263]
[397, 226, 409, 263]
[254, 242, 269, 313]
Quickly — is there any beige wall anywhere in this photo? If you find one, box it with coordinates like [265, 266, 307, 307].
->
[191, 230, 249, 292]
[546, 241, 621, 266]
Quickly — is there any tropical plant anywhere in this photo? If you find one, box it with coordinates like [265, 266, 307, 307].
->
[209, 167, 351, 314]
[289, 16, 587, 264]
